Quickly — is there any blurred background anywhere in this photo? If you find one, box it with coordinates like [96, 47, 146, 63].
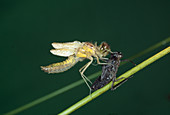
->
[1, 0, 170, 115]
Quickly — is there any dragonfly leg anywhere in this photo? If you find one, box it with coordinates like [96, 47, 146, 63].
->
[115, 77, 126, 82]
[111, 76, 116, 90]
[79, 62, 89, 72]
[121, 59, 136, 66]
[79, 57, 93, 87]
[100, 57, 109, 61]
[96, 56, 108, 65]
[79, 59, 93, 84]
[81, 73, 92, 95]
[111, 76, 134, 90]
[111, 76, 126, 90]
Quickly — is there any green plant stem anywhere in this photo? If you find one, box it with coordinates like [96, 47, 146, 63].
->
[4, 37, 170, 115]
[128, 37, 170, 60]
[59, 46, 170, 115]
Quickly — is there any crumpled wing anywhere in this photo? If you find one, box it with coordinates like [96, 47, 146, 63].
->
[100, 67, 110, 80]
[51, 41, 82, 49]
[50, 48, 75, 57]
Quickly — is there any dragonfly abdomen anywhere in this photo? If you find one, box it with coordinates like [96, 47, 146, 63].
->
[41, 55, 80, 73]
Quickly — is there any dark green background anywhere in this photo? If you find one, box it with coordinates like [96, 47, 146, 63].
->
[1, 0, 170, 115]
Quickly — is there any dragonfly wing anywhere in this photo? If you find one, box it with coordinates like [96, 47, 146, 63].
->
[50, 48, 75, 57]
[52, 41, 82, 49]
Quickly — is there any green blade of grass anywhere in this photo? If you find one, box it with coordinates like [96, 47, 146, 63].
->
[128, 37, 170, 60]
[59, 46, 170, 115]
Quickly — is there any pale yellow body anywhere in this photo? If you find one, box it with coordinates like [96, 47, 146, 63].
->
[41, 55, 82, 73]
[76, 42, 96, 59]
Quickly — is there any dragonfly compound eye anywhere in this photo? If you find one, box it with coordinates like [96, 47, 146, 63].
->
[99, 42, 110, 57]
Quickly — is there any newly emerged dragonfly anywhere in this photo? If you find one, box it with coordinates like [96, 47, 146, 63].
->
[41, 41, 111, 91]
[91, 52, 135, 91]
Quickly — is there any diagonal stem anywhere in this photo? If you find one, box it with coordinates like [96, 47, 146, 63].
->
[58, 46, 170, 115]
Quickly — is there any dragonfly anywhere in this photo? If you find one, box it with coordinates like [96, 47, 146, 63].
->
[91, 52, 135, 91]
[41, 40, 112, 92]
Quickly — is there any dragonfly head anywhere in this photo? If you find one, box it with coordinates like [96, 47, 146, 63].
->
[97, 42, 111, 57]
